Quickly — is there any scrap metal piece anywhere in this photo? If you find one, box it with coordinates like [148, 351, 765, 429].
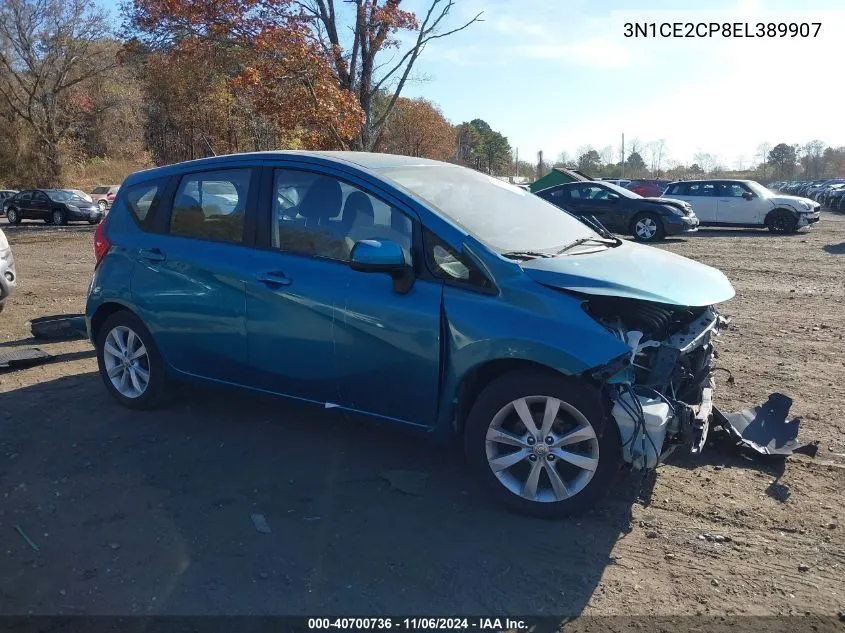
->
[712, 392, 818, 457]
[29, 314, 87, 340]
[0, 347, 51, 370]
[690, 385, 713, 454]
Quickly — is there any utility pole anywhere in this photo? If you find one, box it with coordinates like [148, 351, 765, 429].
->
[621, 133, 625, 179]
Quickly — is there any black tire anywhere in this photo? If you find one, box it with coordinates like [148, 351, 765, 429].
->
[464, 369, 620, 518]
[98, 200, 107, 213]
[88, 217, 100, 225]
[766, 209, 797, 234]
[6, 208, 20, 224]
[95, 310, 172, 410]
[51, 209, 66, 226]
[630, 212, 665, 242]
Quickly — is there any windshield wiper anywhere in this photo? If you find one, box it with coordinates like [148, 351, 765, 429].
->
[556, 236, 618, 255]
[501, 250, 556, 260]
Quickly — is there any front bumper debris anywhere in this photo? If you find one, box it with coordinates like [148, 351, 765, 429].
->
[713, 393, 819, 457]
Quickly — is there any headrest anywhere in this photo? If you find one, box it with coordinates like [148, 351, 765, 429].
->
[299, 177, 342, 221]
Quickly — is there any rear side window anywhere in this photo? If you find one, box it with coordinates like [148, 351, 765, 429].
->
[665, 184, 682, 195]
[120, 179, 167, 228]
[169, 168, 251, 244]
[92, 186, 107, 194]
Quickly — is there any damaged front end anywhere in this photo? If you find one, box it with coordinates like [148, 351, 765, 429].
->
[586, 296, 730, 469]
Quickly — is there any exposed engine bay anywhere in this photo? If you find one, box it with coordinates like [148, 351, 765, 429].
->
[585, 296, 731, 469]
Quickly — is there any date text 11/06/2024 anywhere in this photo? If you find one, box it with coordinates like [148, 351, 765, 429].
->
[307, 618, 528, 631]
[623, 22, 821, 38]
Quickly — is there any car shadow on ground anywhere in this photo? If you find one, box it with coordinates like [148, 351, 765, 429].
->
[2, 222, 98, 235]
[823, 242, 845, 255]
[0, 373, 645, 616]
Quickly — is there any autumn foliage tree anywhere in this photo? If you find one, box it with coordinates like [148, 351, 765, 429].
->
[124, 0, 364, 150]
[375, 97, 455, 160]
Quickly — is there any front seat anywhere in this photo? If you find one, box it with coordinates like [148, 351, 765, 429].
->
[297, 177, 344, 258]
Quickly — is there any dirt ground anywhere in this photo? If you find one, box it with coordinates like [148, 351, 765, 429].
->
[1, 215, 844, 618]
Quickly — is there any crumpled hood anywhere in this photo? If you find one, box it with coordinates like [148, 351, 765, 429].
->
[521, 240, 735, 306]
[643, 196, 692, 213]
[771, 194, 818, 209]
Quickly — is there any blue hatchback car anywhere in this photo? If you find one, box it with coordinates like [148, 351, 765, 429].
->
[86, 152, 735, 517]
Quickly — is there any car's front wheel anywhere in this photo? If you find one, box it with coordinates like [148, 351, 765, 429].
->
[96, 310, 171, 410]
[766, 209, 797, 233]
[52, 209, 66, 226]
[631, 212, 665, 242]
[464, 369, 620, 518]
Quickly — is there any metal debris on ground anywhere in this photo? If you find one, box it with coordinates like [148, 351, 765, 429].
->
[712, 392, 819, 458]
[28, 314, 87, 340]
[0, 348, 52, 370]
[14, 525, 39, 551]
[250, 513, 271, 534]
[380, 470, 428, 496]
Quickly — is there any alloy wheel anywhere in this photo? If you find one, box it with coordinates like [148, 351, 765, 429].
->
[635, 217, 658, 240]
[52, 210, 64, 225]
[485, 395, 600, 503]
[102, 325, 151, 398]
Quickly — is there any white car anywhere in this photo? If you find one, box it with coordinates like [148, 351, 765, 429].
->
[662, 179, 820, 233]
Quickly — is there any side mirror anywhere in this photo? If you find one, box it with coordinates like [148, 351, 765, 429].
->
[742, 191, 754, 200]
[350, 239, 415, 294]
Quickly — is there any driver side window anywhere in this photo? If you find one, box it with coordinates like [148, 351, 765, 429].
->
[272, 169, 413, 263]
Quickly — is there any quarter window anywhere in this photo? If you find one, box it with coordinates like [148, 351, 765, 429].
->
[423, 228, 492, 291]
[271, 170, 412, 262]
[169, 168, 251, 244]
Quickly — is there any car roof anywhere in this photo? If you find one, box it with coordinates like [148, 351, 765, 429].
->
[123, 151, 447, 186]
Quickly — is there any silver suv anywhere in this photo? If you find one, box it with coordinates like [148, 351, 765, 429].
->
[0, 227, 15, 313]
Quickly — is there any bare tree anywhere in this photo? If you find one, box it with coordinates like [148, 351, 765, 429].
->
[649, 139, 666, 176]
[693, 151, 716, 175]
[0, 0, 117, 184]
[756, 141, 772, 180]
[599, 145, 614, 166]
[802, 139, 826, 179]
[301, 0, 482, 150]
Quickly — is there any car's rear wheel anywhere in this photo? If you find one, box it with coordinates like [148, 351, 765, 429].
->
[464, 369, 620, 518]
[96, 311, 171, 410]
[766, 209, 797, 233]
[98, 200, 107, 212]
[6, 208, 20, 224]
[52, 209, 66, 226]
[631, 212, 665, 242]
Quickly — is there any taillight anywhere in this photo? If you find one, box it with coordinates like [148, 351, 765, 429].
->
[94, 219, 111, 267]
[107, 193, 116, 200]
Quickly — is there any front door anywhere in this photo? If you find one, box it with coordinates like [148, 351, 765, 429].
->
[246, 166, 442, 426]
[716, 182, 769, 225]
[130, 167, 257, 384]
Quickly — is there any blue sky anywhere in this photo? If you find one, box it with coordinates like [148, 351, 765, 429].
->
[102, 0, 845, 167]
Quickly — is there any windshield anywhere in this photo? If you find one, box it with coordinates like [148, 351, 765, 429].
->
[745, 181, 774, 198]
[600, 181, 640, 199]
[48, 190, 88, 203]
[379, 165, 598, 252]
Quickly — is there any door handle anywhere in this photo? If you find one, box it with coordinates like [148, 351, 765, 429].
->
[138, 248, 166, 262]
[256, 272, 292, 287]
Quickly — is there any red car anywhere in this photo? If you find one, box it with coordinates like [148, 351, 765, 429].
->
[90, 185, 120, 212]
[627, 180, 670, 197]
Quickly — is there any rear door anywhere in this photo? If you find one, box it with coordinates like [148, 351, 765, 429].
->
[130, 165, 258, 384]
[682, 182, 718, 222]
[31, 191, 52, 220]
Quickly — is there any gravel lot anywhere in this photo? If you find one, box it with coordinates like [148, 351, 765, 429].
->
[1, 215, 844, 617]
